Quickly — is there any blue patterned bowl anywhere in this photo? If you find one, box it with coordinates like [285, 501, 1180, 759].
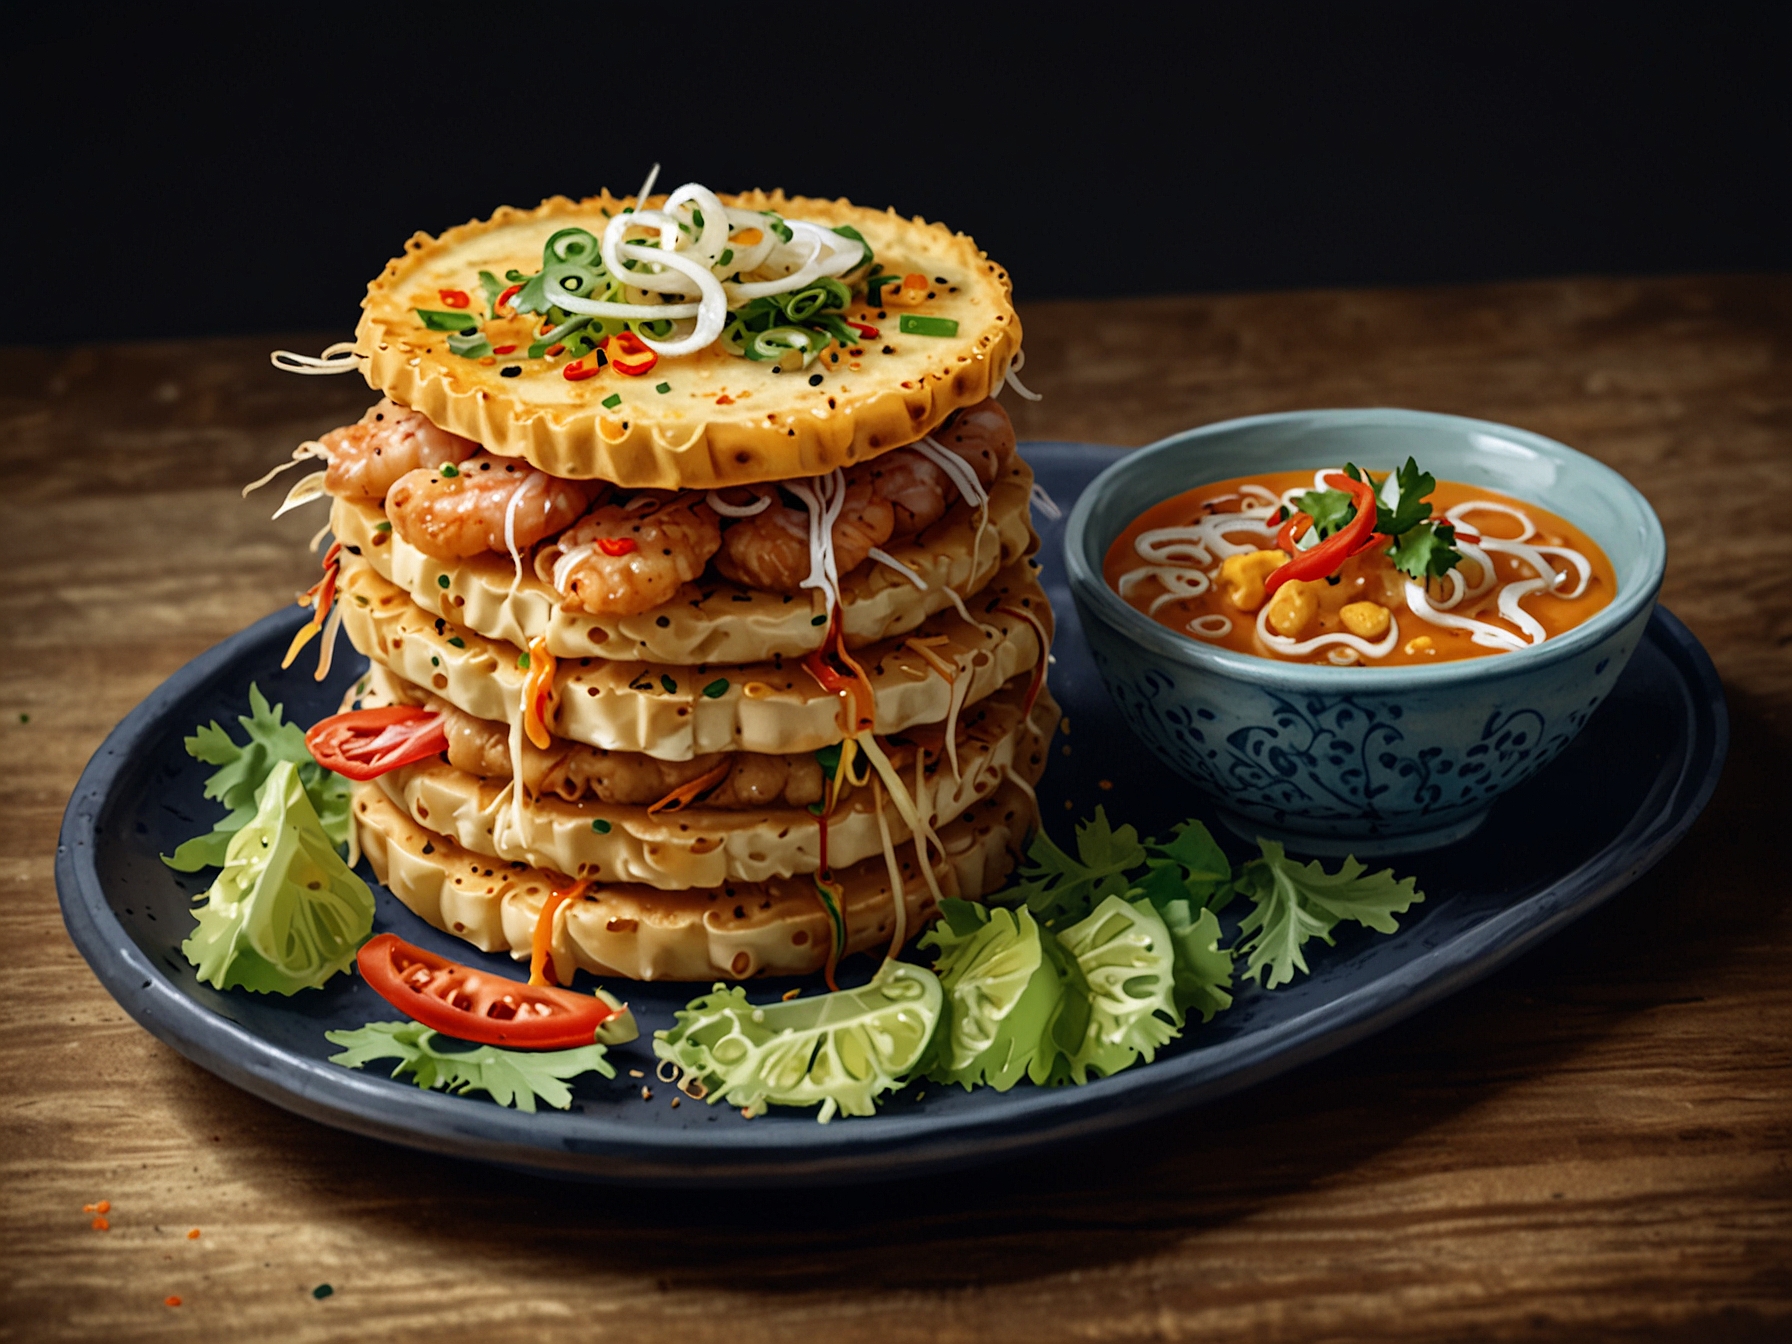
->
[1064, 409, 1667, 855]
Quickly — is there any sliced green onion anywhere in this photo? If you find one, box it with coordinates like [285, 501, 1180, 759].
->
[899, 315, 960, 338]
[517, 651, 531, 669]
[655, 382, 671, 394]
[436, 574, 451, 589]
[446, 636, 466, 648]
[591, 818, 612, 834]
[602, 394, 622, 410]
[701, 678, 729, 699]
[865, 273, 903, 305]
[659, 675, 677, 694]
[417, 308, 476, 331]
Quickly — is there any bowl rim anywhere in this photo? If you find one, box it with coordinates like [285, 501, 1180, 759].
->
[1063, 407, 1667, 689]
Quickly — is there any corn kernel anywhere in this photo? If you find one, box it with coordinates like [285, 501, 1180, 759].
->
[1265, 579, 1321, 637]
[1340, 601, 1392, 639]
[1404, 635, 1435, 656]
[1218, 548, 1288, 612]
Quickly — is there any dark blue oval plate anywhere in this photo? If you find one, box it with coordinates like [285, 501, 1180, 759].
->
[57, 444, 1727, 1186]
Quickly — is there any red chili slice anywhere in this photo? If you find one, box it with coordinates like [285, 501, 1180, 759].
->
[438, 289, 471, 309]
[604, 330, 659, 377]
[495, 282, 523, 311]
[595, 536, 638, 557]
[844, 319, 880, 339]
[1265, 473, 1382, 596]
[304, 706, 448, 782]
[356, 933, 624, 1049]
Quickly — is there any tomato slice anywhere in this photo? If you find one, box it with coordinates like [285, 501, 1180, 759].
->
[305, 706, 449, 782]
[355, 933, 636, 1050]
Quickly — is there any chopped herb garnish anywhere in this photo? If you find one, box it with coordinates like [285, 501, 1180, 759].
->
[655, 381, 671, 393]
[898, 315, 959, 338]
[446, 636, 466, 648]
[659, 674, 678, 694]
[517, 651, 531, 669]
[602, 393, 622, 410]
[438, 463, 460, 478]
[591, 818, 612, 834]
[436, 574, 451, 589]
[416, 308, 477, 331]
[374, 521, 392, 533]
[701, 678, 730, 699]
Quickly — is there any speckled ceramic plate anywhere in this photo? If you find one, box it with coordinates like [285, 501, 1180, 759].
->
[56, 445, 1727, 1186]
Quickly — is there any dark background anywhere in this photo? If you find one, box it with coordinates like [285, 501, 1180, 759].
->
[8, 5, 1788, 343]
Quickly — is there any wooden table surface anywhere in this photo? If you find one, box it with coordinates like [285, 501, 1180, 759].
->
[3, 276, 1788, 1342]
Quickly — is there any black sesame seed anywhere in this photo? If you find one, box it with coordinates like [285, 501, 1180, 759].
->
[808, 373, 823, 386]
[500, 366, 522, 378]
[881, 345, 894, 355]
[656, 615, 670, 627]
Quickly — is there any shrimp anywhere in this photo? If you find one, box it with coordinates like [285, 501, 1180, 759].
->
[553, 494, 722, 616]
[931, 398, 1016, 489]
[840, 398, 1018, 542]
[321, 398, 479, 503]
[713, 478, 895, 594]
[386, 453, 598, 562]
[849, 449, 951, 538]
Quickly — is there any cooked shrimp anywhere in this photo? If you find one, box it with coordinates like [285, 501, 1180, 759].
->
[321, 398, 478, 503]
[553, 494, 722, 616]
[386, 454, 598, 562]
[932, 398, 1016, 488]
[849, 449, 951, 538]
[713, 478, 895, 593]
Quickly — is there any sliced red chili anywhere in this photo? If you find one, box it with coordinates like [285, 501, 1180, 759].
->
[357, 933, 627, 1049]
[563, 359, 600, 382]
[304, 706, 447, 781]
[596, 536, 637, 557]
[1265, 473, 1381, 596]
[495, 282, 523, 311]
[604, 331, 659, 377]
[844, 319, 880, 338]
[438, 289, 471, 309]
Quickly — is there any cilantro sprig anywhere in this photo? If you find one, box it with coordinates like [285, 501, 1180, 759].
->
[1295, 458, 1465, 581]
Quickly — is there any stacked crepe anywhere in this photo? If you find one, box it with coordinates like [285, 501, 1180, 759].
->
[274, 184, 1057, 984]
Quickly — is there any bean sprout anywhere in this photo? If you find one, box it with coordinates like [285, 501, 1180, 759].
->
[269, 342, 361, 375]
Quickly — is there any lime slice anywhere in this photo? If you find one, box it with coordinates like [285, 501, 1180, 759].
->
[653, 960, 942, 1122]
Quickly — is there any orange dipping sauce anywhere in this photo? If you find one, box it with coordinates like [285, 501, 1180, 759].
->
[1103, 469, 1617, 666]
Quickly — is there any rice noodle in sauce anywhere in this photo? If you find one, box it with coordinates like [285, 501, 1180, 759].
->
[1102, 469, 1618, 667]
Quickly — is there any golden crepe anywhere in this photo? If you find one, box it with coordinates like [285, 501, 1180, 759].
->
[273, 176, 1055, 981]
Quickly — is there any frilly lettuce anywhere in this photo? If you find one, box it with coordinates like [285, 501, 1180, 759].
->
[325, 1022, 614, 1112]
[920, 902, 1065, 1091]
[1234, 841, 1424, 989]
[164, 684, 351, 872]
[1053, 894, 1180, 1082]
[182, 758, 373, 994]
[654, 960, 942, 1122]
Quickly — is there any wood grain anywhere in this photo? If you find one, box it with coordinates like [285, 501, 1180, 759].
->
[3, 277, 1789, 1342]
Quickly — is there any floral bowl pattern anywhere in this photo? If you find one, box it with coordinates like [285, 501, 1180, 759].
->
[1064, 409, 1667, 854]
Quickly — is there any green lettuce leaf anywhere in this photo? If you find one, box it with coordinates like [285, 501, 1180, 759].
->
[181, 759, 373, 995]
[1154, 899, 1234, 1024]
[1053, 895, 1181, 1083]
[653, 960, 942, 1122]
[1234, 841, 1425, 988]
[921, 901, 1064, 1091]
[163, 684, 350, 872]
[325, 1022, 614, 1112]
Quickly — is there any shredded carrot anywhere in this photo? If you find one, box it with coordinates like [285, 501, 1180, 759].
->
[528, 877, 590, 986]
[645, 759, 732, 816]
[165, 1296, 182, 1308]
[520, 637, 556, 750]
[83, 1201, 110, 1214]
[187, 1229, 201, 1240]
[281, 542, 343, 673]
[92, 1217, 109, 1231]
